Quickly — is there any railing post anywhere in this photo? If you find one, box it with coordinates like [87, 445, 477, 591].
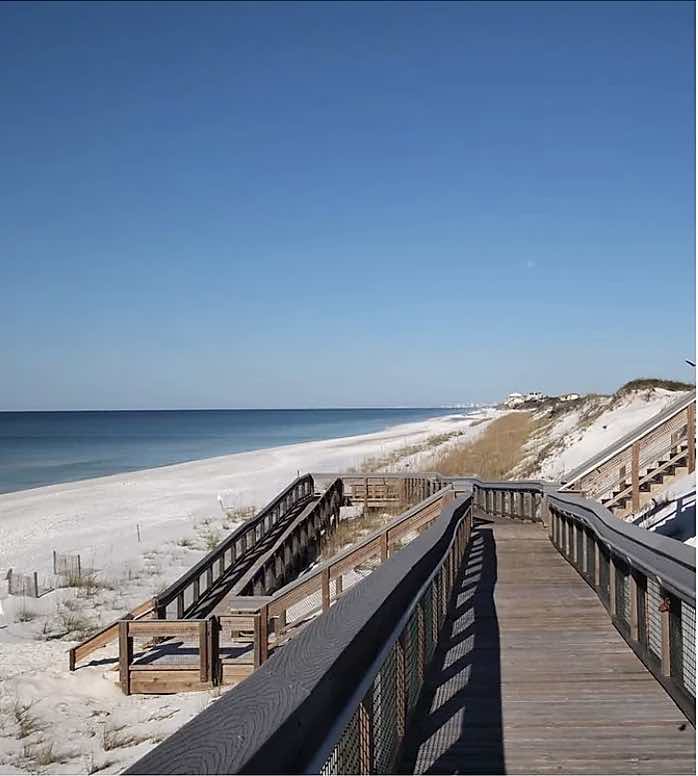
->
[631, 441, 640, 512]
[593, 537, 600, 588]
[322, 568, 331, 611]
[609, 558, 617, 617]
[629, 574, 639, 642]
[199, 621, 208, 683]
[688, 402, 696, 473]
[380, 532, 388, 562]
[119, 620, 133, 695]
[254, 606, 269, 668]
[208, 616, 220, 686]
[660, 593, 672, 677]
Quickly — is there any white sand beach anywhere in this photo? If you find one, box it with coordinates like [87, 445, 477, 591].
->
[0, 408, 500, 775]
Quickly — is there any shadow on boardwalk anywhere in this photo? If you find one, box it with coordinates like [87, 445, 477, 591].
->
[399, 517, 504, 774]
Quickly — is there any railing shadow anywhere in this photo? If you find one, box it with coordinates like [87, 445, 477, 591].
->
[398, 517, 504, 774]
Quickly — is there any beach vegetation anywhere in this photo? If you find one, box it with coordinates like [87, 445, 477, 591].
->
[15, 602, 37, 623]
[617, 377, 694, 395]
[430, 412, 535, 479]
[200, 527, 222, 550]
[56, 609, 98, 640]
[102, 723, 150, 751]
[13, 700, 40, 739]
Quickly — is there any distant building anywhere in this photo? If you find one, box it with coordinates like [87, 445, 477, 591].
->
[525, 391, 545, 402]
[560, 393, 580, 402]
[504, 392, 525, 408]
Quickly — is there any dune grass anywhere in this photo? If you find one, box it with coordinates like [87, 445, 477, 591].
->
[430, 412, 535, 479]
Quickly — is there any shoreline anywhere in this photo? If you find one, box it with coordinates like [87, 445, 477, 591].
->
[0, 408, 499, 576]
[0, 407, 467, 496]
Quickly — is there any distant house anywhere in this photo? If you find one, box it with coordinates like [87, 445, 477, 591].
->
[504, 392, 525, 408]
[560, 393, 580, 402]
[525, 391, 545, 402]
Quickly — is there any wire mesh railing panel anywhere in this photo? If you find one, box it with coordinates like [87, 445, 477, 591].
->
[320, 703, 362, 775]
[285, 589, 323, 628]
[681, 601, 696, 698]
[647, 578, 663, 660]
[404, 611, 421, 715]
[372, 647, 400, 773]
[421, 586, 435, 664]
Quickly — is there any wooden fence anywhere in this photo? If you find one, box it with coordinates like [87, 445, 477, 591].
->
[153, 474, 315, 619]
[115, 484, 454, 694]
[560, 392, 695, 513]
[472, 479, 696, 723]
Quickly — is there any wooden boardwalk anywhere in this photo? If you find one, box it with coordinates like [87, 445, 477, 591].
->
[398, 514, 695, 775]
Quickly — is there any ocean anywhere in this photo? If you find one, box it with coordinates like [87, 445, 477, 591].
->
[0, 408, 459, 494]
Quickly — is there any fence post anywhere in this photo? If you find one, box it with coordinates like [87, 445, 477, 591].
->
[254, 606, 269, 668]
[688, 403, 696, 473]
[199, 621, 208, 683]
[33, 572, 39, 598]
[321, 568, 331, 611]
[660, 594, 672, 677]
[631, 442, 640, 512]
[380, 532, 388, 562]
[629, 574, 639, 642]
[207, 615, 220, 686]
[609, 559, 617, 617]
[118, 621, 133, 695]
[52, 550, 57, 575]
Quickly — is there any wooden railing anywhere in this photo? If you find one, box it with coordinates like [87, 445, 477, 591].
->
[126, 476, 695, 773]
[115, 484, 453, 694]
[560, 391, 695, 510]
[69, 598, 155, 671]
[547, 493, 696, 722]
[472, 478, 696, 723]
[313, 472, 446, 511]
[125, 494, 472, 774]
[153, 474, 315, 618]
[228, 477, 344, 597]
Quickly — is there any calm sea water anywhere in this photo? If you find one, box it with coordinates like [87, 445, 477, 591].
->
[0, 408, 458, 494]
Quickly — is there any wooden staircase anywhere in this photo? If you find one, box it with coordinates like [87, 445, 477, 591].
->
[602, 439, 691, 518]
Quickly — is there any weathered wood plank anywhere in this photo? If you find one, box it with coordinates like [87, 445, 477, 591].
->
[399, 516, 695, 775]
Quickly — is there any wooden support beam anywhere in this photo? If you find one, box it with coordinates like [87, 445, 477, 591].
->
[688, 403, 696, 473]
[631, 441, 640, 512]
[609, 559, 617, 617]
[660, 596, 671, 677]
[253, 607, 269, 668]
[119, 621, 133, 695]
[629, 575, 639, 642]
[199, 621, 208, 682]
[321, 568, 330, 611]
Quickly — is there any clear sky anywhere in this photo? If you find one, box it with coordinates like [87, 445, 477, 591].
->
[1, 1, 695, 410]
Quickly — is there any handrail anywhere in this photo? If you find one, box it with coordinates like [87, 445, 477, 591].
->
[267, 484, 451, 612]
[230, 477, 344, 597]
[153, 474, 315, 615]
[560, 390, 695, 495]
[126, 496, 471, 774]
[69, 597, 155, 670]
[471, 479, 696, 721]
[468, 478, 695, 606]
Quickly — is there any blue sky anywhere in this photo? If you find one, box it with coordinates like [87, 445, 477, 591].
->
[1, 1, 695, 409]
